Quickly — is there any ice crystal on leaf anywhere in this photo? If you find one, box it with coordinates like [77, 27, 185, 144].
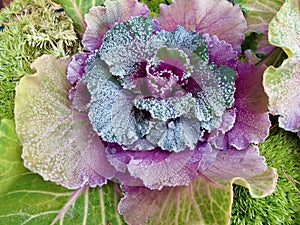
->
[263, 0, 300, 135]
[13, 0, 278, 224]
[84, 16, 237, 152]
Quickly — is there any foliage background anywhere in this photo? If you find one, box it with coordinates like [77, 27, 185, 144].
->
[0, 0, 299, 224]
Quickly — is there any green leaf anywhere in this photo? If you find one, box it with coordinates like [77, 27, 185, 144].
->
[263, 0, 300, 133]
[14, 55, 116, 189]
[235, 0, 284, 56]
[0, 119, 125, 225]
[120, 168, 276, 225]
[235, 0, 284, 34]
[149, 176, 233, 225]
[53, 0, 105, 36]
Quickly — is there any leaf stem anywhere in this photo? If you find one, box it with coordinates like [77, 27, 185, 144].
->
[50, 185, 88, 225]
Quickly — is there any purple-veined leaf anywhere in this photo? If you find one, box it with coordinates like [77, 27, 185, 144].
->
[118, 146, 277, 225]
[158, 0, 247, 53]
[106, 142, 217, 190]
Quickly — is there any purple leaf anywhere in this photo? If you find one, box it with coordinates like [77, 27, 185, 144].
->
[203, 33, 238, 69]
[226, 62, 271, 149]
[68, 80, 91, 112]
[106, 142, 215, 190]
[118, 146, 277, 225]
[67, 53, 90, 85]
[82, 0, 149, 52]
[157, 0, 247, 53]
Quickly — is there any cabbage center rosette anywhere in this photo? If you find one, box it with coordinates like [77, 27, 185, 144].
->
[14, 0, 277, 224]
[83, 16, 236, 153]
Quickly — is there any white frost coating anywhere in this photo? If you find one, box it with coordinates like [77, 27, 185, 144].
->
[99, 16, 163, 77]
[263, 0, 300, 133]
[84, 16, 236, 152]
[84, 58, 152, 147]
[127, 148, 197, 190]
[15, 55, 115, 189]
[88, 80, 140, 145]
[134, 94, 195, 121]
[146, 117, 201, 152]
[157, 26, 207, 54]
[190, 53, 236, 131]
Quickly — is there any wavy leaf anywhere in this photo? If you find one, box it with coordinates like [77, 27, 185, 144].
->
[158, 0, 247, 53]
[235, 0, 284, 33]
[82, 0, 149, 52]
[234, 0, 284, 55]
[14, 55, 115, 189]
[263, 0, 300, 133]
[0, 119, 125, 225]
[54, 0, 105, 36]
[119, 146, 277, 225]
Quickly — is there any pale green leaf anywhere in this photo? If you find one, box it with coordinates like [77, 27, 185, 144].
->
[54, 0, 105, 36]
[235, 0, 284, 33]
[234, 0, 284, 55]
[14, 55, 116, 189]
[148, 176, 233, 225]
[263, 0, 300, 132]
[120, 167, 276, 225]
[267, 0, 300, 57]
[0, 119, 125, 225]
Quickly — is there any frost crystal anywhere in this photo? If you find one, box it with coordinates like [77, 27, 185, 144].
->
[83, 16, 236, 152]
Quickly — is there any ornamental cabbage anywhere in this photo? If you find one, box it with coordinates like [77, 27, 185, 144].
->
[14, 0, 277, 224]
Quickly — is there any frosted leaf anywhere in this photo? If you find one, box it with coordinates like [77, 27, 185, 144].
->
[203, 33, 238, 69]
[134, 94, 195, 121]
[68, 80, 91, 112]
[82, 0, 149, 52]
[14, 55, 116, 189]
[147, 117, 201, 152]
[83, 58, 152, 147]
[263, 0, 300, 133]
[190, 51, 236, 131]
[98, 16, 163, 77]
[208, 109, 236, 150]
[156, 26, 207, 54]
[264, 59, 300, 132]
[66, 53, 90, 85]
[157, 0, 247, 53]
[83, 58, 113, 98]
[227, 62, 270, 149]
[106, 143, 210, 190]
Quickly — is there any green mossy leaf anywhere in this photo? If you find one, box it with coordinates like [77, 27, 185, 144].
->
[0, 0, 78, 121]
[139, 0, 171, 16]
[53, 0, 105, 36]
[231, 128, 300, 225]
